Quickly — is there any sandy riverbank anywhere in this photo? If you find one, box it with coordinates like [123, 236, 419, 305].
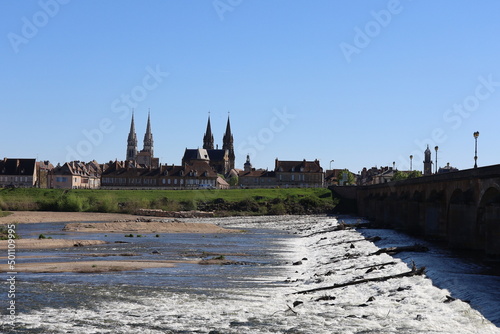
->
[0, 211, 238, 234]
[0, 211, 144, 224]
[0, 260, 183, 273]
[0, 239, 107, 250]
[63, 221, 238, 234]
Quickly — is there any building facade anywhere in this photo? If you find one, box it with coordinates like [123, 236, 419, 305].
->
[0, 158, 37, 188]
[101, 159, 228, 189]
[50, 161, 101, 189]
[238, 156, 324, 188]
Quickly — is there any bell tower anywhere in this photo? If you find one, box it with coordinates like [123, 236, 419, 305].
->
[126, 112, 138, 161]
[423, 145, 433, 175]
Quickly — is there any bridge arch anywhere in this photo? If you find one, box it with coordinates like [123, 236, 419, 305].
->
[477, 186, 500, 255]
[412, 190, 425, 202]
[447, 188, 476, 249]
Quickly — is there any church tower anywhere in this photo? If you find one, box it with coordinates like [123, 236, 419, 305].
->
[143, 111, 154, 156]
[203, 114, 214, 150]
[126, 113, 138, 161]
[222, 115, 235, 170]
[423, 145, 433, 175]
[244, 154, 252, 172]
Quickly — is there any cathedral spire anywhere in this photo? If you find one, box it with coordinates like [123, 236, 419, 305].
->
[223, 113, 233, 149]
[143, 110, 154, 156]
[126, 111, 138, 161]
[223, 113, 235, 170]
[203, 113, 214, 150]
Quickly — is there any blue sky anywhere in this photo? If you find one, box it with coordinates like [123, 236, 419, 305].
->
[1, 0, 499, 174]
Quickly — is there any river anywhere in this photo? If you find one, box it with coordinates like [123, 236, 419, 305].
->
[1, 215, 499, 333]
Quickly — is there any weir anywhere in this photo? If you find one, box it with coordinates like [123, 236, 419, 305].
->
[330, 164, 500, 256]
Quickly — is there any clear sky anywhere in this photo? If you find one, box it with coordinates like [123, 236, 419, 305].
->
[1, 0, 499, 174]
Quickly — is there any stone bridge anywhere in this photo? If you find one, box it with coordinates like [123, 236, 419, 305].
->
[330, 165, 500, 256]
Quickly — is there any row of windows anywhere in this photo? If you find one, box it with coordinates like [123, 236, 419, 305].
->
[0, 176, 32, 182]
[102, 177, 216, 186]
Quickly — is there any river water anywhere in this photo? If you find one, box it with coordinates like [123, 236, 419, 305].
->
[1, 215, 499, 333]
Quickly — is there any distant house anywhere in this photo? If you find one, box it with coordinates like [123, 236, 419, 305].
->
[275, 159, 324, 188]
[324, 169, 343, 186]
[238, 169, 277, 188]
[237, 156, 324, 188]
[357, 166, 397, 185]
[0, 158, 38, 188]
[438, 163, 459, 174]
[50, 161, 100, 189]
[101, 160, 227, 189]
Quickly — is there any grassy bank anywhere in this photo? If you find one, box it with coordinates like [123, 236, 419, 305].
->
[0, 188, 337, 216]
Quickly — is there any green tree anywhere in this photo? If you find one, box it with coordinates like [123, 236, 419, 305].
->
[338, 169, 356, 185]
[392, 170, 408, 181]
[392, 170, 423, 181]
[228, 176, 239, 187]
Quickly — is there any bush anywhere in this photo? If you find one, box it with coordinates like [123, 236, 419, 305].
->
[0, 197, 7, 211]
[120, 199, 150, 214]
[57, 193, 89, 212]
[268, 203, 287, 215]
[232, 198, 260, 212]
[95, 195, 118, 213]
[181, 199, 198, 211]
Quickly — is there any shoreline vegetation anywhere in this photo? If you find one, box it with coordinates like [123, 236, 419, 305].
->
[0, 187, 337, 216]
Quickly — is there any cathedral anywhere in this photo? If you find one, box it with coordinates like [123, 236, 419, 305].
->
[182, 115, 236, 175]
[126, 112, 159, 168]
[125, 113, 235, 175]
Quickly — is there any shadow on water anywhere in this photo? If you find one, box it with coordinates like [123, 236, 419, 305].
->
[347, 217, 500, 327]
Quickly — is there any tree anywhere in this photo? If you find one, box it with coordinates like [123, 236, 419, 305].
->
[338, 169, 356, 185]
[391, 170, 423, 181]
[228, 175, 239, 187]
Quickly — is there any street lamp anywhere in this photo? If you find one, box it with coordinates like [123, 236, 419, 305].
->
[330, 160, 334, 170]
[410, 155, 413, 171]
[474, 131, 480, 168]
[434, 146, 439, 174]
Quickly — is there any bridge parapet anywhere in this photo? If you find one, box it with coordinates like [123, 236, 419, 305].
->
[333, 165, 500, 256]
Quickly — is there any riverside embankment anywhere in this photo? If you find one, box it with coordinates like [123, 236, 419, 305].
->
[0, 187, 336, 216]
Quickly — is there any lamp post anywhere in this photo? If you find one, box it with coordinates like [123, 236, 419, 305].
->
[410, 155, 413, 171]
[330, 160, 334, 170]
[474, 131, 479, 168]
[434, 146, 439, 174]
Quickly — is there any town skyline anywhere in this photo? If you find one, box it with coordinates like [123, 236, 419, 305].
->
[2, 1, 500, 173]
